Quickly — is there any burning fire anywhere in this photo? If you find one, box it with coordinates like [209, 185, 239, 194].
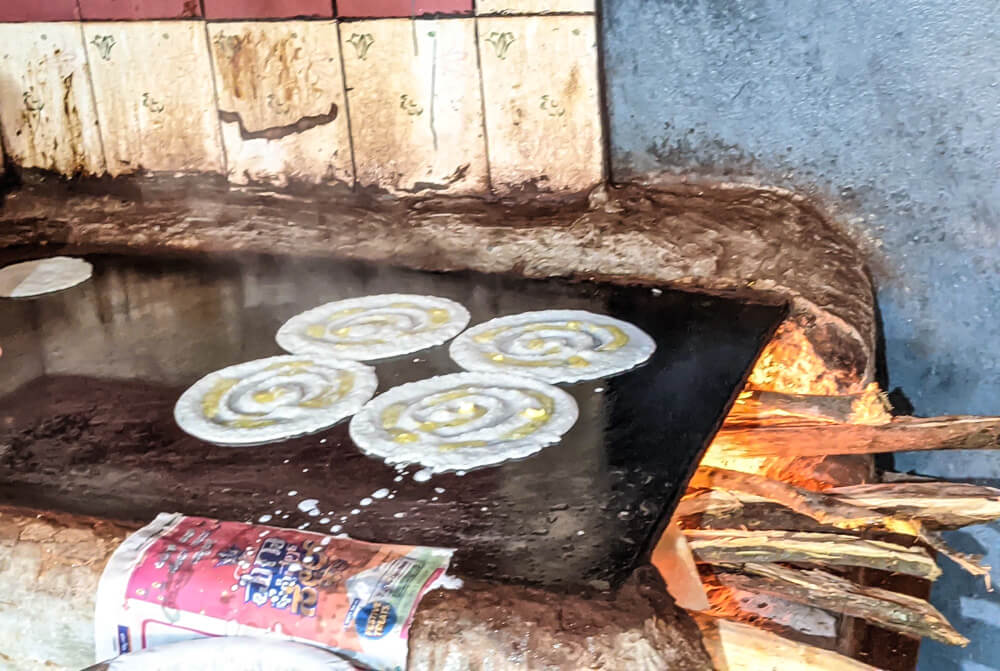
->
[746, 322, 855, 396]
[666, 320, 888, 626]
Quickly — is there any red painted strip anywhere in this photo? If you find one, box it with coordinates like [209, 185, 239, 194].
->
[203, 0, 333, 19]
[336, 0, 471, 18]
[0, 0, 80, 21]
[78, 0, 203, 20]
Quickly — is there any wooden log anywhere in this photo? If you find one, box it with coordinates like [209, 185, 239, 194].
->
[684, 529, 942, 580]
[713, 415, 1000, 458]
[688, 467, 920, 536]
[0, 505, 711, 671]
[694, 615, 879, 671]
[918, 530, 993, 588]
[725, 384, 891, 427]
[830, 481, 1000, 529]
[712, 563, 968, 646]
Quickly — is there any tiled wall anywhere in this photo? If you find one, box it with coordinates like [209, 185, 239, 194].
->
[0, 1, 602, 195]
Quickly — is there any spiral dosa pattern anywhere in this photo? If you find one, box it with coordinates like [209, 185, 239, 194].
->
[276, 294, 470, 362]
[349, 372, 578, 472]
[449, 310, 656, 383]
[175, 355, 377, 445]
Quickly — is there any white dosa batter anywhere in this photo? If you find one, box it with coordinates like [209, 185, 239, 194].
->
[349, 372, 578, 473]
[276, 294, 470, 362]
[0, 256, 93, 298]
[175, 355, 377, 446]
[449, 309, 656, 383]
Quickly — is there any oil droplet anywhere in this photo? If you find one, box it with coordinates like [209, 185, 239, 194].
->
[319, 517, 330, 524]
[393, 512, 406, 518]
[288, 490, 298, 496]
[351, 509, 360, 515]
[360, 497, 373, 506]
[414, 468, 432, 482]
[257, 514, 273, 523]
[372, 488, 390, 499]
[331, 525, 342, 533]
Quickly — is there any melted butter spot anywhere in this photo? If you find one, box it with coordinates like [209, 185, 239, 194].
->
[306, 324, 327, 338]
[429, 308, 450, 324]
[438, 440, 488, 451]
[252, 388, 285, 404]
[381, 402, 406, 428]
[521, 407, 548, 420]
[567, 355, 590, 367]
[201, 378, 238, 418]
[597, 325, 629, 352]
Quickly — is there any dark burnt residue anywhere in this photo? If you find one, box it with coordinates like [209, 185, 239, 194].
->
[218, 103, 339, 142]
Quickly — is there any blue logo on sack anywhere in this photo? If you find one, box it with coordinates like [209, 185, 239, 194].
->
[117, 625, 131, 653]
[355, 601, 396, 639]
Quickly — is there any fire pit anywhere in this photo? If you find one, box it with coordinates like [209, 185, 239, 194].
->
[2, 177, 999, 670]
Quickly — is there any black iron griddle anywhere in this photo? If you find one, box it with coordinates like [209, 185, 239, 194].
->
[0, 251, 786, 589]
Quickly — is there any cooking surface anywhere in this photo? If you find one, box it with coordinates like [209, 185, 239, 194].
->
[0, 251, 785, 589]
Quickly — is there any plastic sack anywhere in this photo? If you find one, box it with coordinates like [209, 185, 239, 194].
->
[94, 513, 454, 671]
[85, 636, 357, 671]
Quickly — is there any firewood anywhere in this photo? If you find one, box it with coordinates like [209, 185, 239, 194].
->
[694, 614, 879, 671]
[918, 530, 993, 589]
[726, 384, 891, 427]
[684, 529, 942, 580]
[713, 415, 1000, 458]
[675, 489, 748, 519]
[830, 481, 1000, 529]
[689, 467, 920, 536]
[711, 562, 968, 646]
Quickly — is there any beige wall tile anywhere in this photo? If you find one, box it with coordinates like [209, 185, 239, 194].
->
[84, 21, 222, 175]
[477, 0, 594, 13]
[343, 18, 488, 194]
[0, 23, 105, 175]
[478, 15, 603, 193]
[208, 21, 353, 187]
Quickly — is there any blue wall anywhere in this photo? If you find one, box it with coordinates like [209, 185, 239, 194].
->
[600, 1, 1000, 667]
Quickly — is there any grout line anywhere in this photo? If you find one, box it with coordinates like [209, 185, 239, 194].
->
[429, 32, 438, 151]
[77, 20, 110, 175]
[335, 20, 360, 190]
[592, 1, 613, 184]
[201, 18, 230, 178]
[472, 10, 494, 193]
